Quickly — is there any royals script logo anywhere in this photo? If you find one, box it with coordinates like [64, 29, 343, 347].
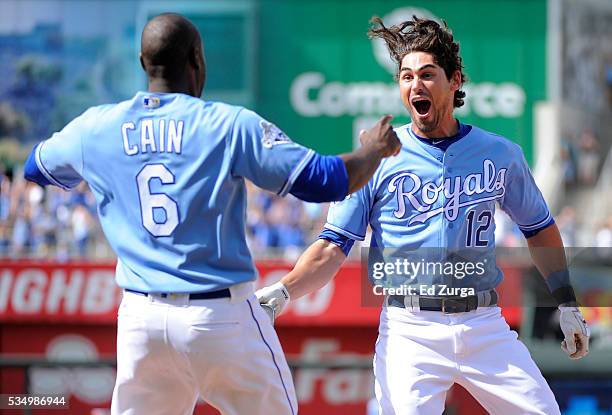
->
[387, 159, 507, 225]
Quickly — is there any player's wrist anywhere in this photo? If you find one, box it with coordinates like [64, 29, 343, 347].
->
[551, 286, 578, 307]
[257, 281, 290, 315]
[558, 301, 580, 310]
[270, 281, 290, 303]
[365, 142, 388, 159]
[545, 270, 577, 306]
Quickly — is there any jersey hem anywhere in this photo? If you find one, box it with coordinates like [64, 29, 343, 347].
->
[522, 217, 555, 238]
[323, 223, 365, 241]
[518, 211, 552, 231]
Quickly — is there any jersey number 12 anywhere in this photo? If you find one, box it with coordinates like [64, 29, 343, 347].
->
[466, 210, 492, 247]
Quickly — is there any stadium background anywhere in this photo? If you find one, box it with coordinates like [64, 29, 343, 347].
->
[0, 0, 611, 414]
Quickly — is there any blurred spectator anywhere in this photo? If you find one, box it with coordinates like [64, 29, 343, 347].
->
[595, 216, 612, 259]
[71, 203, 93, 257]
[0, 169, 11, 254]
[606, 62, 612, 108]
[31, 204, 56, 256]
[596, 216, 612, 247]
[560, 139, 578, 187]
[576, 129, 600, 185]
[494, 209, 524, 247]
[10, 208, 30, 256]
[556, 206, 579, 247]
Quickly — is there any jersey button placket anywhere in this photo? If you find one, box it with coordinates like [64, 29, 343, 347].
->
[441, 153, 455, 253]
[437, 153, 446, 248]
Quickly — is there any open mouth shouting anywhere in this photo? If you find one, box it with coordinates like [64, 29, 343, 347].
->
[411, 96, 432, 120]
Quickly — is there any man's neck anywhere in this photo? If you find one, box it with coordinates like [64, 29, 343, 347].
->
[412, 118, 459, 140]
[147, 78, 193, 96]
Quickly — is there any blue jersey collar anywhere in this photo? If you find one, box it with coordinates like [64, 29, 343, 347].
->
[409, 121, 473, 152]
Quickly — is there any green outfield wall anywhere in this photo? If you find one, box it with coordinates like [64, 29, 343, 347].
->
[253, 0, 546, 162]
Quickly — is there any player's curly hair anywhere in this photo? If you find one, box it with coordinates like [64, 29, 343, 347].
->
[368, 16, 467, 108]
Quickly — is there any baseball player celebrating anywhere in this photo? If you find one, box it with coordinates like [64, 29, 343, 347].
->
[23, 13, 400, 415]
[257, 16, 589, 414]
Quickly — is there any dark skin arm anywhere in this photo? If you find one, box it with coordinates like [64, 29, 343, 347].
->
[340, 115, 401, 194]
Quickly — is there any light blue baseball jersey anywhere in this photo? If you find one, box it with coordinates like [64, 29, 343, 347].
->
[35, 91, 315, 292]
[325, 123, 552, 291]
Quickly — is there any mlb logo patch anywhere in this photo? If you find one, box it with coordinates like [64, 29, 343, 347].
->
[143, 96, 161, 109]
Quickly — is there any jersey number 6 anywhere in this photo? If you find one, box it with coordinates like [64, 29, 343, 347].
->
[136, 164, 180, 237]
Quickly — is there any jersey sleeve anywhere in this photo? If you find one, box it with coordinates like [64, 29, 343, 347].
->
[229, 108, 314, 195]
[319, 228, 355, 256]
[499, 145, 552, 235]
[289, 154, 348, 202]
[36, 109, 90, 190]
[324, 184, 372, 241]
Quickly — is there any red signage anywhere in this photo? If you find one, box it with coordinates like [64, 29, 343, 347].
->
[0, 261, 521, 326]
[0, 261, 123, 323]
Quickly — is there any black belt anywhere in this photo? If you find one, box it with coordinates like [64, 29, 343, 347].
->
[387, 289, 498, 314]
[125, 288, 231, 300]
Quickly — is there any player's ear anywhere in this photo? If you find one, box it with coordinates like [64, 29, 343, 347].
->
[450, 70, 461, 92]
[189, 44, 206, 96]
[139, 53, 146, 72]
[189, 46, 201, 71]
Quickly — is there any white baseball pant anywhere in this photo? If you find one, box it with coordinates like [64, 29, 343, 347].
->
[374, 306, 560, 415]
[111, 287, 297, 415]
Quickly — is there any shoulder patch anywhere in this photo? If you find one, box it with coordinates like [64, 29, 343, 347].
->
[260, 120, 292, 148]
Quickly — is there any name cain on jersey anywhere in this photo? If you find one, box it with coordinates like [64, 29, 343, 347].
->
[121, 119, 184, 155]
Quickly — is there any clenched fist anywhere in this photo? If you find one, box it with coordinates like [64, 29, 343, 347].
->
[255, 282, 290, 324]
[559, 304, 590, 359]
[359, 115, 401, 158]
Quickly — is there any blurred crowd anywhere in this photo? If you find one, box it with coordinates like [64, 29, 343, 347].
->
[0, 171, 103, 260]
[244, 181, 328, 260]
[0, 169, 330, 260]
[1, 167, 611, 261]
[561, 129, 602, 187]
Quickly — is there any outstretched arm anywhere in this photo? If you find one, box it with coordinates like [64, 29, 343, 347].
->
[283, 239, 346, 299]
[255, 239, 346, 320]
[288, 115, 400, 203]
